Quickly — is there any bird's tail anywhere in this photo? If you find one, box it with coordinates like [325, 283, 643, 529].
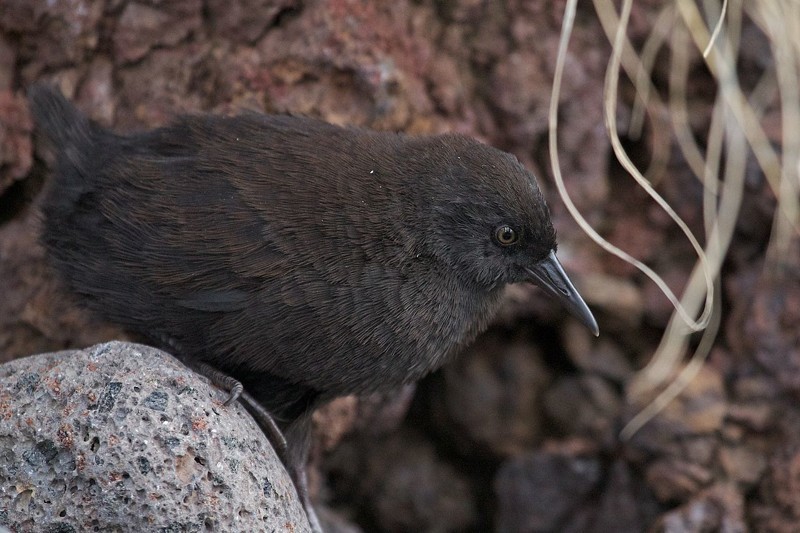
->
[28, 83, 104, 254]
[28, 83, 96, 159]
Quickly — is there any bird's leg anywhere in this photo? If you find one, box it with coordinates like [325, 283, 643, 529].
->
[238, 390, 288, 459]
[238, 394, 322, 533]
[284, 413, 322, 533]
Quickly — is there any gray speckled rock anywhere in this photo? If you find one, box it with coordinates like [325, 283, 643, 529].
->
[0, 341, 310, 533]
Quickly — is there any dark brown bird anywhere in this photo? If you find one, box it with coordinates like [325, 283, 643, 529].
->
[29, 84, 597, 530]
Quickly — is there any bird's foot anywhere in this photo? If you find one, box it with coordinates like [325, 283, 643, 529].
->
[193, 360, 244, 406]
[157, 336, 244, 406]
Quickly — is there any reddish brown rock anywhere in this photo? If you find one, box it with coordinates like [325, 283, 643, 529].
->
[626, 364, 727, 448]
[0, 90, 33, 196]
[75, 57, 116, 125]
[254, 1, 432, 130]
[645, 458, 714, 502]
[726, 375, 778, 433]
[0, 34, 14, 90]
[114, 1, 203, 64]
[313, 396, 360, 453]
[207, 0, 299, 44]
[298, 387, 417, 500]
[493, 0, 611, 215]
[353, 384, 416, 436]
[652, 484, 746, 533]
[574, 273, 645, 327]
[744, 265, 800, 394]
[115, 45, 217, 129]
[7, 0, 104, 82]
[719, 444, 767, 486]
[0, 211, 123, 364]
[625, 365, 727, 503]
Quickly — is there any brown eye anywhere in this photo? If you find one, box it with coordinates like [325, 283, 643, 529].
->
[494, 225, 518, 246]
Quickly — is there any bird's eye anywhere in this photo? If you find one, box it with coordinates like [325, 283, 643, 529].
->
[494, 225, 519, 246]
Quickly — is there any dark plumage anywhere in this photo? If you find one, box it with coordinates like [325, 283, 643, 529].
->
[29, 84, 597, 528]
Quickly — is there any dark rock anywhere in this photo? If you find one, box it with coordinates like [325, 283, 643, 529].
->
[584, 461, 660, 533]
[494, 449, 602, 532]
[96, 381, 122, 412]
[751, 440, 800, 531]
[13, 371, 40, 394]
[135, 455, 150, 475]
[543, 374, 621, 442]
[325, 429, 476, 533]
[316, 504, 364, 533]
[353, 384, 416, 436]
[432, 329, 551, 458]
[142, 390, 168, 411]
[563, 328, 634, 382]
[369, 435, 476, 532]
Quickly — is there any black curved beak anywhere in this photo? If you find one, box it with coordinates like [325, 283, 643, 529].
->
[525, 250, 599, 336]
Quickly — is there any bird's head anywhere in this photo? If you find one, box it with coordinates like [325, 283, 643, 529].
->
[404, 134, 598, 335]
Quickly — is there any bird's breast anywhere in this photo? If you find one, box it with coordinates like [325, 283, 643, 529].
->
[258, 262, 502, 395]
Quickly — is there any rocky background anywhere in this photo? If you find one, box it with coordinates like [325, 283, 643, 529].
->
[0, 0, 796, 531]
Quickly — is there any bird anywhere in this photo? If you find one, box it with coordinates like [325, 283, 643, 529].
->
[29, 83, 598, 531]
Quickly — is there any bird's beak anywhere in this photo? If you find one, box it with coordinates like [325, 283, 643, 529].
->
[525, 250, 599, 336]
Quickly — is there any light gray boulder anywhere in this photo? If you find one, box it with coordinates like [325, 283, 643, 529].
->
[0, 341, 310, 532]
